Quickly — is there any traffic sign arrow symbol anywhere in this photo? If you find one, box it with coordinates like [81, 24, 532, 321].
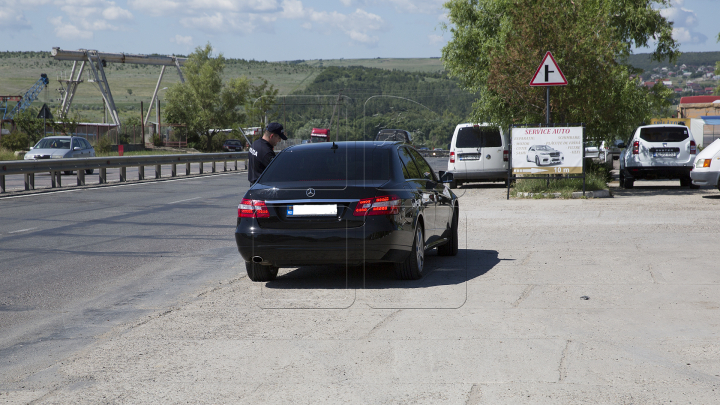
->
[530, 51, 567, 86]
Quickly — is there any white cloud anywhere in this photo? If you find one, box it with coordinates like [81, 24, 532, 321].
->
[103, 6, 134, 20]
[128, 0, 281, 16]
[281, 2, 386, 46]
[171, 34, 193, 46]
[49, 16, 94, 39]
[660, 1, 707, 45]
[428, 34, 443, 46]
[0, 9, 31, 31]
[338, 0, 444, 14]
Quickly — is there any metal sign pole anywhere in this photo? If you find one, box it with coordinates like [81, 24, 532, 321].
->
[546, 87, 550, 124]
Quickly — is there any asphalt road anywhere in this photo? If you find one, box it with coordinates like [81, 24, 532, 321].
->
[0, 171, 252, 388]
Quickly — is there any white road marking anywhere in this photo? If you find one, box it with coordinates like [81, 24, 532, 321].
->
[168, 197, 202, 205]
[9, 227, 38, 234]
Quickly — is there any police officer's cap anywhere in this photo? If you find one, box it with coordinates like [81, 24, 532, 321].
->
[266, 122, 287, 140]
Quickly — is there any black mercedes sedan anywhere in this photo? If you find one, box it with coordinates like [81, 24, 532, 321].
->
[235, 141, 459, 281]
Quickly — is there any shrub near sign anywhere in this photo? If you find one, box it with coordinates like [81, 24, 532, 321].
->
[511, 126, 584, 174]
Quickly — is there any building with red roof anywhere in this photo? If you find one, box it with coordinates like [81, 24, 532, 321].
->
[677, 96, 720, 119]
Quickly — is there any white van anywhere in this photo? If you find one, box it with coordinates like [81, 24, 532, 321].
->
[447, 123, 509, 188]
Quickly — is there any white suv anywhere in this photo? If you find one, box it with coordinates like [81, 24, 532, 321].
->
[447, 123, 509, 188]
[619, 124, 697, 189]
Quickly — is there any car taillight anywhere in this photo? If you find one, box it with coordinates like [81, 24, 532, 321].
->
[632, 141, 639, 155]
[690, 140, 697, 155]
[238, 198, 270, 218]
[503, 150, 509, 162]
[450, 151, 455, 163]
[353, 195, 400, 216]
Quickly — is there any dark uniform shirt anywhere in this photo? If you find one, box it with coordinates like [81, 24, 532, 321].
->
[248, 138, 275, 184]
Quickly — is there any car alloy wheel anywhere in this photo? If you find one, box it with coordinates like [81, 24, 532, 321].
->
[396, 223, 425, 280]
[415, 226, 424, 273]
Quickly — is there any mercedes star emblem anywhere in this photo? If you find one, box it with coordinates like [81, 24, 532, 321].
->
[306, 188, 316, 197]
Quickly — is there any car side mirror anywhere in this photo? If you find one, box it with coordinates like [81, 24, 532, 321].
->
[439, 171, 454, 183]
[29, 146, 34, 150]
[73, 147, 81, 151]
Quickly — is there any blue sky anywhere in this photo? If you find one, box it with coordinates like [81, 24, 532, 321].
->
[1, 0, 718, 61]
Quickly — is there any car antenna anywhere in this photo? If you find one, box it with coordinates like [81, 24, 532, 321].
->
[331, 141, 338, 151]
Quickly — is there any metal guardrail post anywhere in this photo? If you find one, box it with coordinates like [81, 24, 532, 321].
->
[24, 173, 34, 190]
[138, 165, 144, 180]
[56, 171, 62, 188]
[223, 161, 227, 172]
[212, 162, 216, 173]
[155, 164, 161, 179]
[172, 163, 177, 177]
[185, 163, 190, 175]
[199, 162, 203, 174]
[120, 167, 126, 182]
[235, 160, 238, 171]
[77, 169, 85, 186]
[51, 171, 57, 188]
[0, 175, 5, 193]
[99, 168, 107, 184]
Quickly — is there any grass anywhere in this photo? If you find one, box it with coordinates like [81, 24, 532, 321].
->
[511, 160, 612, 198]
[0, 146, 19, 160]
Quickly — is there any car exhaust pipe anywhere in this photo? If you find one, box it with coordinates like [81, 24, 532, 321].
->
[252, 256, 263, 263]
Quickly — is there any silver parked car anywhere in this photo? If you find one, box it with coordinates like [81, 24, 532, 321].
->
[24, 136, 96, 174]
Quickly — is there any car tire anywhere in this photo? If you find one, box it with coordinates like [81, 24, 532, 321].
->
[245, 261, 279, 282]
[437, 206, 459, 257]
[85, 169, 94, 175]
[396, 223, 425, 280]
[535, 156, 541, 166]
[449, 180, 457, 189]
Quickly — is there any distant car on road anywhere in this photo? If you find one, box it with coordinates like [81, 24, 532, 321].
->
[24, 135, 95, 174]
[527, 145, 564, 166]
[222, 139, 244, 152]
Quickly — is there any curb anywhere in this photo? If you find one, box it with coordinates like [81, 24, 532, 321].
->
[517, 189, 612, 199]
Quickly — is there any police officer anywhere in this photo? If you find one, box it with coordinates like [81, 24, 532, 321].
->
[248, 122, 287, 184]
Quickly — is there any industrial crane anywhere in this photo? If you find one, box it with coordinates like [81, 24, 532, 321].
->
[1, 74, 50, 120]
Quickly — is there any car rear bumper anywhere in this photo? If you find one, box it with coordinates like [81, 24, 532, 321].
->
[449, 170, 507, 181]
[690, 170, 720, 186]
[622, 165, 693, 180]
[235, 220, 413, 267]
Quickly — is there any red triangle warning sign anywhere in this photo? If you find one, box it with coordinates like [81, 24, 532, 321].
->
[529, 51, 567, 86]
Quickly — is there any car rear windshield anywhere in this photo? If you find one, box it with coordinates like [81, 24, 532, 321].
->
[455, 127, 502, 148]
[639, 127, 689, 143]
[35, 138, 70, 149]
[376, 131, 409, 143]
[259, 146, 392, 183]
[225, 140, 241, 145]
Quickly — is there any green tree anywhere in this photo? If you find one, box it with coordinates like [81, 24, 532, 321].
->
[164, 43, 252, 151]
[12, 107, 45, 143]
[247, 78, 279, 128]
[441, 0, 679, 143]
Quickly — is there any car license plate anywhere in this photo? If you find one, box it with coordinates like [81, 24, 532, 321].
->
[287, 204, 336, 216]
[459, 154, 479, 161]
[654, 152, 676, 157]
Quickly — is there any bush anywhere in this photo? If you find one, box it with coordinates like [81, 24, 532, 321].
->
[152, 134, 163, 147]
[97, 136, 112, 153]
[0, 131, 30, 151]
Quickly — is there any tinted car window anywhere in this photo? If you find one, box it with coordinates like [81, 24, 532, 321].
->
[639, 127, 689, 143]
[397, 147, 421, 179]
[376, 130, 410, 143]
[259, 147, 391, 183]
[456, 127, 502, 148]
[408, 148, 437, 181]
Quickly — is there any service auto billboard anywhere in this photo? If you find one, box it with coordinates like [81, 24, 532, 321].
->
[511, 126, 583, 174]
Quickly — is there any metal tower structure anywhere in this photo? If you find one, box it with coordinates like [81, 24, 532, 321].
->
[51, 48, 186, 129]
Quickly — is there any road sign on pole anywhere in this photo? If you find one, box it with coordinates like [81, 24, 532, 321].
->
[529, 52, 567, 86]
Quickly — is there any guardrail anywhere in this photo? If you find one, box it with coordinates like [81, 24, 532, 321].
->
[0, 152, 248, 193]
